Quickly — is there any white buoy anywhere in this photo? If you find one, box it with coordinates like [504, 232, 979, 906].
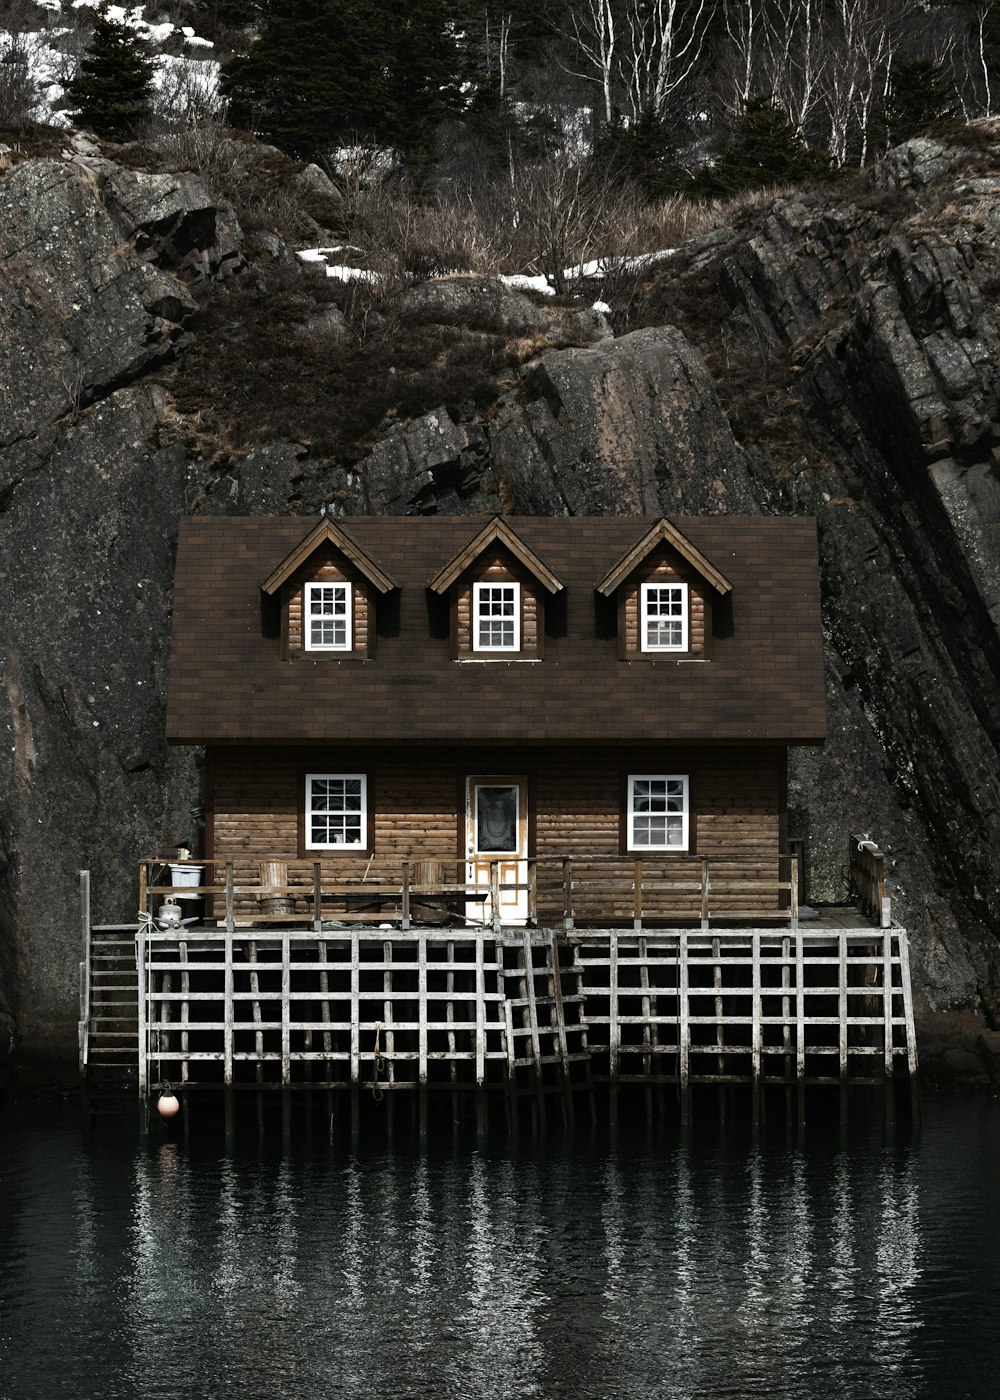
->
[157, 1090, 181, 1119]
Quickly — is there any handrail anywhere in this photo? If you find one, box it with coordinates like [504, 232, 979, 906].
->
[850, 835, 891, 928]
[139, 848, 819, 932]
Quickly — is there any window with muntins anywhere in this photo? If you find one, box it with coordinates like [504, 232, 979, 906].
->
[473, 581, 520, 651]
[628, 775, 689, 851]
[305, 581, 352, 651]
[306, 774, 367, 849]
[641, 582, 688, 652]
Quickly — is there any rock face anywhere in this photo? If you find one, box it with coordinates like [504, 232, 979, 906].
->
[644, 136, 1000, 1057]
[4, 135, 1000, 1084]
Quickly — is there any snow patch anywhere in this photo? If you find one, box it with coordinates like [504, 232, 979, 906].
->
[500, 273, 555, 296]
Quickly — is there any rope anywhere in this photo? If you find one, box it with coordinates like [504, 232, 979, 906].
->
[372, 1021, 385, 1103]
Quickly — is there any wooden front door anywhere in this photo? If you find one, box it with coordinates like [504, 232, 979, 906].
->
[465, 776, 528, 926]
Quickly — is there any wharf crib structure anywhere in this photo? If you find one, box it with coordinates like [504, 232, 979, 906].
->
[79, 837, 919, 1118]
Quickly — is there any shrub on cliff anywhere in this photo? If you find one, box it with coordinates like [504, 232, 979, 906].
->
[886, 60, 957, 144]
[694, 99, 833, 196]
[67, 5, 155, 140]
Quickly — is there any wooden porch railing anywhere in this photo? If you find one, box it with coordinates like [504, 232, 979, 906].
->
[850, 836, 891, 928]
[139, 850, 807, 933]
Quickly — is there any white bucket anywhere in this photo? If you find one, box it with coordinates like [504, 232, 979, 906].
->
[169, 864, 203, 902]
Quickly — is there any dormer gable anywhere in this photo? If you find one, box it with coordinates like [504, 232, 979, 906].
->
[595, 518, 733, 660]
[261, 517, 397, 661]
[428, 517, 564, 660]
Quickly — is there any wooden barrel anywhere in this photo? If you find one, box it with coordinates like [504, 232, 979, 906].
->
[411, 859, 450, 925]
[258, 858, 292, 916]
[413, 859, 447, 890]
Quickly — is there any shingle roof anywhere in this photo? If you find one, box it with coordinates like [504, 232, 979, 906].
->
[166, 516, 827, 746]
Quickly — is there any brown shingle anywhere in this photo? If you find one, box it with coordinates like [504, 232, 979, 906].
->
[165, 516, 826, 745]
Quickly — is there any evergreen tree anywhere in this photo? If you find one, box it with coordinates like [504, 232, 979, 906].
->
[221, 0, 465, 162]
[695, 99, 833, 196]
[596, 107, 681, 200]
[382, 0, 466, 160]
[886, 60, 956, 144]
[67, 5, 155, 140]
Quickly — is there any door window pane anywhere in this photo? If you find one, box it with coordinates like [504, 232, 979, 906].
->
[476, 785, 518, 852]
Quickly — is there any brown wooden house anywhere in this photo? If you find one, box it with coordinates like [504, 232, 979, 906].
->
[164, 514, 826, 927]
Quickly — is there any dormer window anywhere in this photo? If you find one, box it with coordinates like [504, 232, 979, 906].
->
[305, 582, 352, 651]
[641, 582, 688, 652]
[474, 581, 520, 652]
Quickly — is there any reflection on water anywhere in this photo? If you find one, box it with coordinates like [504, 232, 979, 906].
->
[1, 1098, 999, 1400]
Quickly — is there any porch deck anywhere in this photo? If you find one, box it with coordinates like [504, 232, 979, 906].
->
[79, 839, 918, 1118]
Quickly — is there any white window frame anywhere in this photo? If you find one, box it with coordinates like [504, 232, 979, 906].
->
[473, 581, 520, 652]
[640, 581, 688, 653]
[627, 774, 690, 852]
[305, 773, 368, 850]
[304, 581, 352, 652]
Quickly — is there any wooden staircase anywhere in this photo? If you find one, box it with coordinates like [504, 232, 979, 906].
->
[79, 873, 138, 1104]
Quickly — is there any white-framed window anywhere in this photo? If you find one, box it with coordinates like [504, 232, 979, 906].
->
[640, 582, 688, 652]
[305, 773, 367, 849]
[627, 775, 689, 851]
[305, 581, 352, 651]
[473, 581, 520, 651]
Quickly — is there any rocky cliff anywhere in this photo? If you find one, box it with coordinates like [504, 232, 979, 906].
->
[3, 131, 1000, 1085]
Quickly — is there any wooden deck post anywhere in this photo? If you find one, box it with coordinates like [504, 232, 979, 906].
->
[137, 920, 148, 1099]
[633, 860, 643, 934]
[678, 931, 690, 1109]
[882, 930, 894, 1082]
[78, 871, 91, 1077]
[281, 931, 291, 1088]
[751, 930, 762, 1109]
[223, 926, 234, 1089]
[609, 929, 619, 1125]
[224, 861, 235, 935]
[312, 861, 322, 932]
[490, 863, 501, 935]
[700, 857, 710, 933]
[838, 932, 848, 1083]
[418, 934, 429, 1108]
[402, 860, 411, 931]
[563, 859, 574, 932]
[789, 852, 799, 930]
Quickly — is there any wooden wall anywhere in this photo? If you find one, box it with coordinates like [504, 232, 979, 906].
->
[207, 744, 787, 919]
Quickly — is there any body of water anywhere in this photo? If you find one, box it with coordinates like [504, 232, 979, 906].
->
[1, 1094, 998, 1399]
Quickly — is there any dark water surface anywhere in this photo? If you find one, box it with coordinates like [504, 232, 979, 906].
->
[1, 1095, 998, 1400]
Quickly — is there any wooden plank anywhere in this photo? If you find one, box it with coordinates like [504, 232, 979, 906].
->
[882, 930, 894, 1081]
[522, 931, 543, 1075]
[550, 932, 574, 1118]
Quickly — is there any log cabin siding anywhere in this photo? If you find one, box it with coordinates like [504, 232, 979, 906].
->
[285, 546, 371, 657]
[207, 744, 786, 919]
[621, 544, 708, 657]
[455, 547, 542, 657]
